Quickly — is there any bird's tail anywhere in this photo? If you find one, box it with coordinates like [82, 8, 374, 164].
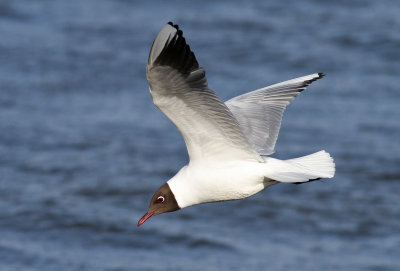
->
[264, 150, 335, 183]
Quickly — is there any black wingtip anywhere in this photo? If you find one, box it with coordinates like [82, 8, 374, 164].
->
[154, 23, 199, 74]
[293, 177, 322, 185]
[303, 72, 325, 86]
[167, 21, 179, 30]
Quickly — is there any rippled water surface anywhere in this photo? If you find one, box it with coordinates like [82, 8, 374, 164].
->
[1, 0, 400, 270]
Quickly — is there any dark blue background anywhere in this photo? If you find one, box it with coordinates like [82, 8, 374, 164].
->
[1, 0, 399, 270]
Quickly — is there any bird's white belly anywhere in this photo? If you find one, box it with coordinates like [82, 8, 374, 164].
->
[168, 161, 267, 208]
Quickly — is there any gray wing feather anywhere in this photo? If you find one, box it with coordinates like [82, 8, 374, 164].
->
[146, 23, 261, 163]
[226, 73, 324, 156]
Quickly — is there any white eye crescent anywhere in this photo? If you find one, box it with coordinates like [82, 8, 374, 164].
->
[157, 196, 165, 203]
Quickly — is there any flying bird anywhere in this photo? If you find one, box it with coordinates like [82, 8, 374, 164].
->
[138, 22, 335, 226]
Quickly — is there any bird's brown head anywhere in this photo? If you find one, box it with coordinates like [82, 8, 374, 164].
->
[137, 183, 180, 227]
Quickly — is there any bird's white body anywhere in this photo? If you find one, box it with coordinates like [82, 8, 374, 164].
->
[168, 150, 334, 208]
[168, 160, 267, 208]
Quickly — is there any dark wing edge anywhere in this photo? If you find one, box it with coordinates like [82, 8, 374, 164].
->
[148, 22, 199, 75]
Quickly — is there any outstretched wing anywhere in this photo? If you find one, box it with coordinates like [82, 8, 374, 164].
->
[226, 73, 324, 156]
[146, 22, 261, 163]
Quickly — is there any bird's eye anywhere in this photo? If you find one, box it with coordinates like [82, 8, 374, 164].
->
[157, 196, 165, 203]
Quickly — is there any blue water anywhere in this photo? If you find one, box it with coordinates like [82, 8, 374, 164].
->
[1, 0, 399, 270]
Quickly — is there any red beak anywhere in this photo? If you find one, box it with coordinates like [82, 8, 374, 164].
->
[137, 211, 154, 227]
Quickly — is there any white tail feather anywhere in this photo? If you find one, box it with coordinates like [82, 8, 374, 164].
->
[265, 150, 335, 183]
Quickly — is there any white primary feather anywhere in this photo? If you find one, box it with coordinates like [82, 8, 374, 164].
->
[226, 73, 324, 156]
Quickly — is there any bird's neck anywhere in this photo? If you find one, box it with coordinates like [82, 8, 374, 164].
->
[167, 166, 202, 209]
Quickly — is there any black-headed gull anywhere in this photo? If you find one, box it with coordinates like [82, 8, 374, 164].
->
[138, 22, 335, 226]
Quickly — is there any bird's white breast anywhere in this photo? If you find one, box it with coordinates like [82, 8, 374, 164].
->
[167, 161, 266, 208]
